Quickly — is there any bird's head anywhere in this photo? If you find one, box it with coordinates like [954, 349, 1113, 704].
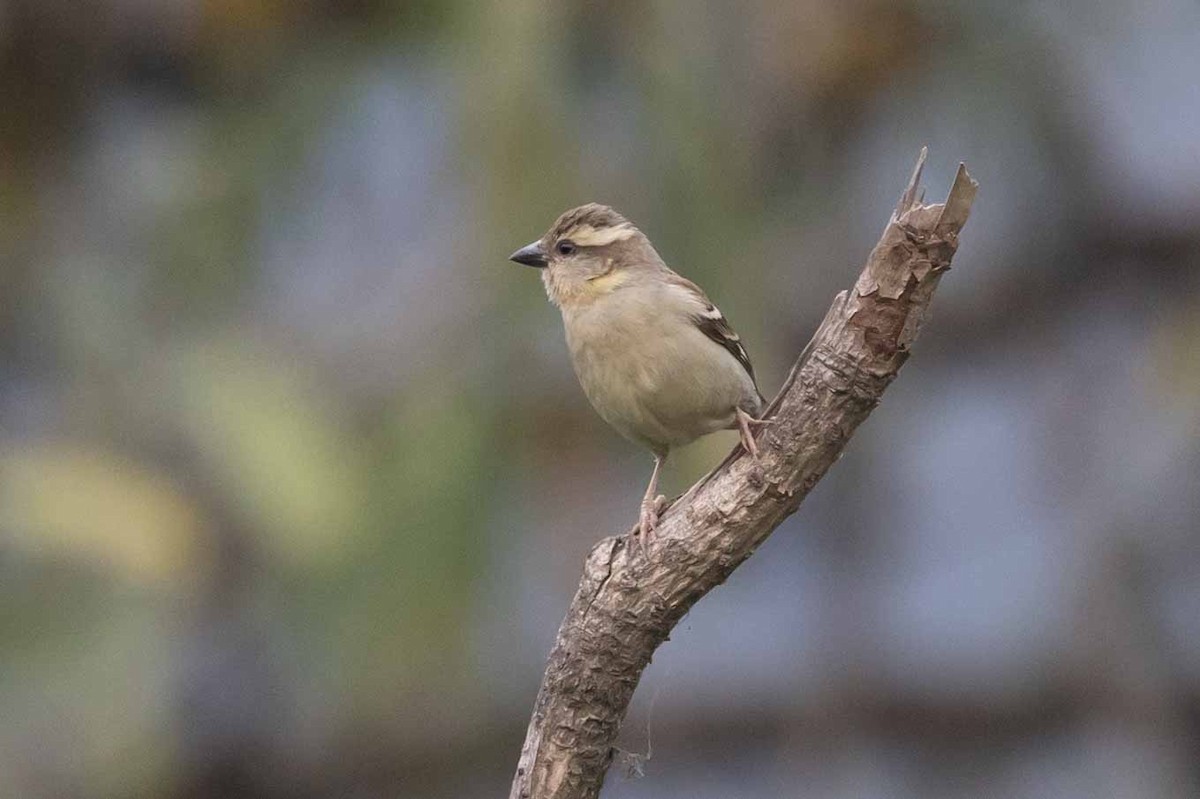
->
[509, 204, 660, 307]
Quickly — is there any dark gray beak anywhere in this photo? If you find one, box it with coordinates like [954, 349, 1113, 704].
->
[509, 240, 548, 268]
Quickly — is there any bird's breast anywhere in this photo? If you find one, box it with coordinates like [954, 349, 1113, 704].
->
[561, 290, 757, 451]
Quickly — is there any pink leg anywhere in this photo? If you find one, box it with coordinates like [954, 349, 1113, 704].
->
[633, 453, 666, 555]
[735, 407, 772, 459]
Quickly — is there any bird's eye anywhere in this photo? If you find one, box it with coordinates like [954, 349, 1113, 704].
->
[556, 240, 577, 256]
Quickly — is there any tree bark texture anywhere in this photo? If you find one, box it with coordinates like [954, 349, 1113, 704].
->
[509, 150, 978, 799]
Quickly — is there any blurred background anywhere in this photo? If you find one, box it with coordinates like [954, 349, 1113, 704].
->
[1, 0, 1198, 797]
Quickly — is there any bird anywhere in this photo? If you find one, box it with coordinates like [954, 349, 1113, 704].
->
[509, 203, 768, 550]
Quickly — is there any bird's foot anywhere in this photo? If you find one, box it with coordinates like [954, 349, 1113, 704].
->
[735, 408, 773, 460]
[631, 495, 667, 557]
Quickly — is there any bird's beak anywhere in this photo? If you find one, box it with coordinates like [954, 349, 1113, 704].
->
[509, 240, 548, 268]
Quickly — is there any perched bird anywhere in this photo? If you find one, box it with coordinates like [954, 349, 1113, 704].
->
[509, 204, 768, 548]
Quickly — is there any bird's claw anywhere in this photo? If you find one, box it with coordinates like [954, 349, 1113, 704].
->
[736, 408, 772, 461]
[630, 495, 666, 557]
[739, 430, 759, 460]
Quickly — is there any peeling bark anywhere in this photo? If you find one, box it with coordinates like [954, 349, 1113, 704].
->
[509, 149, 978, 799]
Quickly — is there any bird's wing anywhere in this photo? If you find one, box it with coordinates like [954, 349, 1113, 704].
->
[665, 273, 758, 384]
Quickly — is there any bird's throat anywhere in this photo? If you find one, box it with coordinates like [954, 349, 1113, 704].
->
[543, 267, 629, 308]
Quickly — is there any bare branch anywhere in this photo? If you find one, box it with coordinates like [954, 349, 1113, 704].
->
[510, 151, 979, 799]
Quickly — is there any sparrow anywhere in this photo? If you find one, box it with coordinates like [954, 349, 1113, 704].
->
[509, 204, 767, 549]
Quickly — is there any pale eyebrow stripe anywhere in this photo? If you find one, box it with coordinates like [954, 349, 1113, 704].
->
[567, 224, 637, 247]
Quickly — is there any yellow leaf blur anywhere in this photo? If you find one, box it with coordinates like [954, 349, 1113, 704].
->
[0, 445, 208, 588]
